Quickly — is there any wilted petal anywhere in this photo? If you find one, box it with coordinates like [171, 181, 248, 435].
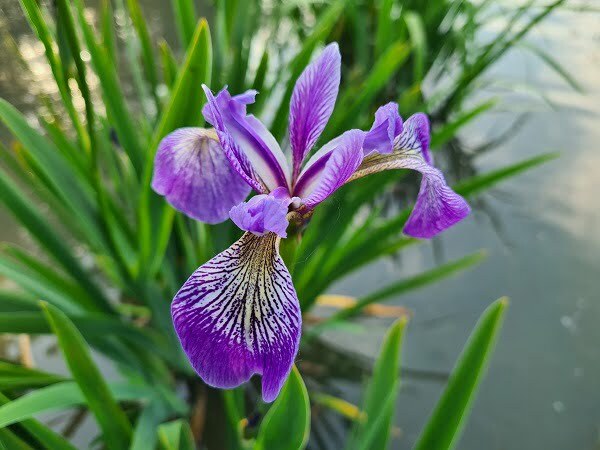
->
[203, 86, 291, 192]
[294, 129, 365, 208]
[229, 187, 294, 238]
[151, 128, 251, 224]
[363, 102, 403, 155]
[171, 232, 301, 402]
[289, 43, 341, 178]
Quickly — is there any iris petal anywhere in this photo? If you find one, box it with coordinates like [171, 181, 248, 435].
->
[203, 86, 291, 192]
[294, 129, 365, 208]
[349, 113, 469, 238]
[289, 43, 341, 179]
[151, 128, 251, 224]
[171, 232, 301, 403]
[363, 102, 403, 155]
[229, 187, 294, 238]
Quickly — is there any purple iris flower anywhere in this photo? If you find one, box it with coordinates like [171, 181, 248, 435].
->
[152, 43, 470, 402]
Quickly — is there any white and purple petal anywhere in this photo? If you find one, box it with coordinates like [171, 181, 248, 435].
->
[348, 113, 469, 238]
[394, 113, 432, 164]
[171, 232, 301, 402]
[363, 102, 403, 155]
[203, 86, 291, 192]
[229, 187, 294, 238]
[151, 128, 251, 224]
[294, 129, 365, 208]
[289, 43, 341, 178]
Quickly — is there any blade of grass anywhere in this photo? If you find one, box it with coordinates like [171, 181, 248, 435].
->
[172, 0, 197, 48]
[414, 298, 508, 450]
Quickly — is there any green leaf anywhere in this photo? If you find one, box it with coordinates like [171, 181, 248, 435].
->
[325, 41, 411, 139]
[414, 298, 509, 450]
[375, 0, 395, 57]
[0, 361, 65, 390]
[0, 167, 111, 313]
[159, 40, 178, 88]
[172, 0, 197, 48]
[404, 11, 427, 82]
[130, 401, 171, 450]
[431, 98, 498, 149]
[40, 302, 132, 449]
[347, 317, 408, 450]
[519, 42, 583, 93]
[0, 391, 78, 450]
[255, 366, 310, 450]
[454, 153, 560, 197]
[157, 419, 195, 450]
[0, 381, 150, 428]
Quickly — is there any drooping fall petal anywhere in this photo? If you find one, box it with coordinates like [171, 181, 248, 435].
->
[171, 232, 301, 403]
[151, 128, 251, 224]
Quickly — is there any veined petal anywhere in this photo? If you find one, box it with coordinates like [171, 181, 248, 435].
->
[348, 114, 469, 238]
[171, 232, 301, 402]
[203, 86, 291, 192]
[402, 159, 470, 238]
[202, 86, 266, 193]
[294, 129, 365, 208]
[151, 128, 251, 224]
[394, 113, 432, 164]
[363, 102, 403, 155]
[229, 187, 295, 238]
[289, 43, 341, 179]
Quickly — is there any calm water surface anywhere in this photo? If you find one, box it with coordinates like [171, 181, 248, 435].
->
[0, 1, 598, 448]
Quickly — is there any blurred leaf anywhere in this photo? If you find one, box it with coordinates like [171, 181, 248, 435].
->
[313, 393, 364, 422]
[347, 317, 407, 450]
[375, 0, 395, 57]
[454, 152, 560, 197]
[0, 167, 112, 313]
[431, 98, 498, 149]
[157, 419, 195, 450]
[159, 40, 178, 88]
[0, 392, 78, 450]
[0, 361, 65, 390]
[0, 428, 34, 450]
[41, 302, 132, 449]
[255, 366, 310, 450]
[0, 381, 150, 428]
[0, 291, 38, 313]
[518, 42, 583, 93]
[101, 0, 118, 65]
[414, 298, 508, 450]
[130, 401, 171, 450]
[326, 41, 411, 138]
[172, 0, 198, 48]
[404, 11, 427, 82]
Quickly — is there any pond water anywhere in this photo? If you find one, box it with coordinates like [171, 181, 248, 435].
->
[0, 1, 598, 449]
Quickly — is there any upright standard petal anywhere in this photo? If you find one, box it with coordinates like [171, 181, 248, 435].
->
[363, 102, 403, 155]
[202, 86, 266, 193]
[229, 187, 294, 238]
[349, 114, 469, 238]
[294, 129, 365, 208]
[151, 128, 251, 224]
[289, 43, 341, 179]
[171, 232, 301, 402]
[203, 86, 291, 192]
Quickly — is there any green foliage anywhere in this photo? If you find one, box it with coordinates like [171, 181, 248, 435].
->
[414, 298, 508, 450]
[255, 366, 310, 450]
[0, 0, 572, 447]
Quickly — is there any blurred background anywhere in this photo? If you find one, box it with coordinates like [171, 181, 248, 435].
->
[0, 0, 598, 449]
